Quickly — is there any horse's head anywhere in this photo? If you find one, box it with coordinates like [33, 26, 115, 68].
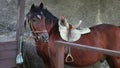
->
[27, 3, 49, 42]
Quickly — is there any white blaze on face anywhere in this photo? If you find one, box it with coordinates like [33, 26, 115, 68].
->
[37, 15, 41, 19]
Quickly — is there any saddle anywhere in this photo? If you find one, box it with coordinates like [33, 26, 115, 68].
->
[58, 16, 91, 42]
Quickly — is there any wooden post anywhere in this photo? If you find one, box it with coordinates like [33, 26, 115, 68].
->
[56, 44, 64, 68]
[16, 0, 25, 45]
[16, 0, 25, 68]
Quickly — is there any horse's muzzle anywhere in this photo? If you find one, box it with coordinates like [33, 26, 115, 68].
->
[38, 33, 49, 42]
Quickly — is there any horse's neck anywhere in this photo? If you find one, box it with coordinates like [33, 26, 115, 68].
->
[46, 19, 59, 34]
[46, 22, 54, 33]
[44, 11, 58, 33]
[46, 20, 60, 53]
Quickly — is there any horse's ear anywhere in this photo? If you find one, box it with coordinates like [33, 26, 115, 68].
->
[30, 4, 35, 12]
[39, 3, 44, 9]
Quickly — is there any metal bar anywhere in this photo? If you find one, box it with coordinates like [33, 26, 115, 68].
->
[56, 45, 64, 68]
[55, 41, 120, 57]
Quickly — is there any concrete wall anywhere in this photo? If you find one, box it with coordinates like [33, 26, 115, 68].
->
[0, 0, 17, 34]
[26, 0, 120, 27]
[0, 0, 120, 33]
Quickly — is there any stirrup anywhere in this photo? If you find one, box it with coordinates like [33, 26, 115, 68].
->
[65, 47, 74, 62]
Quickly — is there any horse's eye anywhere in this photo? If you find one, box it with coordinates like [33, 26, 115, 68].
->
[32, 19, 36, 22]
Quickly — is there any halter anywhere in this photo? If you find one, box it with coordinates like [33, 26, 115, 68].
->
[29, 19, 51, 59]
[29, 20, 48, 41]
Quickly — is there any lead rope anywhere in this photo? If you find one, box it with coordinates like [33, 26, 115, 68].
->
[16, 36, 24, 65]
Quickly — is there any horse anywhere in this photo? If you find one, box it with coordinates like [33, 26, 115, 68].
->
[26, 3, 120, 68]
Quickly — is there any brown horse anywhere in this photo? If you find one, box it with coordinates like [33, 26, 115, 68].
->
[26, 3, 120, 68]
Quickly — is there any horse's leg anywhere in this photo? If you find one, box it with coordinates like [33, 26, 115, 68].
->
[44, 63, 53, 68]
[45, 64, 49, 68]
[106, 56, 120, 68]
[111, 57, 120, 68]
[45, 63, 53, 68]
[42, 60, 52, 68]
[45, 63, 55, 68]
[106, 56, 115, 68]
[44, 60, 56, 68]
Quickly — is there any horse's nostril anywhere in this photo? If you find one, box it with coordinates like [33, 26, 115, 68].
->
[46, 35, 49, 39]
[40, 34, 49, 42]
[41, 35, 45, 39]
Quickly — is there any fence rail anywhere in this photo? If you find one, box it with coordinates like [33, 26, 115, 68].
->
[55, 41, 120, 68]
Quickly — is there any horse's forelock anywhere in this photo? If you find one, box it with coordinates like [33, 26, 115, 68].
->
[27, 6, 44, 21]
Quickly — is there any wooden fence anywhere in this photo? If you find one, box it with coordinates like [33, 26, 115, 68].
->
[0, 41, 17, 68]
[55, 41, 120, 68]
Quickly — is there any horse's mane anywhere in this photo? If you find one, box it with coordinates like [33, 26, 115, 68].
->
[43, 9, 58, 24]
[43, 9, 59, 35]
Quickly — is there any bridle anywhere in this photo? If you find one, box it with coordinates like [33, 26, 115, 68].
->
[28, 17, 48, 41]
